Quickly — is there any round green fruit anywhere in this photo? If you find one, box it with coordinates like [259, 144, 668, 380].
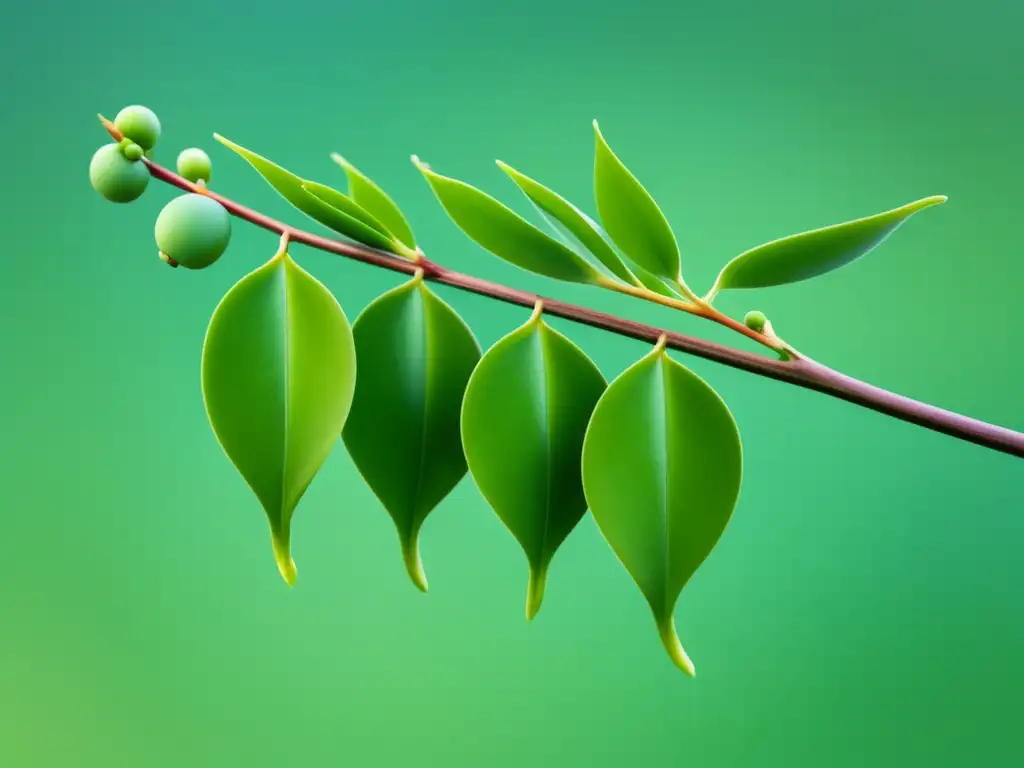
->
[744, 310, 768, 333]
[155, 194, 231, 270]
[122, 142, 144, 161]
[89, 143, 149, 203]
[176, 148, 212, 183]
[114, 105, 161, 151]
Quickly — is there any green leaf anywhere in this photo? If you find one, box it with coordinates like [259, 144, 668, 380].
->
[342, 274, 481, 592]
[332, 153, 417, 249]
[461, 304, 606, 619]
[213, 133, 402, 255]
[582, 339, 742, 676]
[709, 196, 947, 296]
[593, 121, 681, 282]
[630, 262, 687, 299]
[413, 156, 602, 285]
[300, 180, 394, 239]
[496, 161, 638, 285]
[201, 247, 357, 585]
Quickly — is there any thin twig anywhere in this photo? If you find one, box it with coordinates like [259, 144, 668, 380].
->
[132, 150, 1024, 459]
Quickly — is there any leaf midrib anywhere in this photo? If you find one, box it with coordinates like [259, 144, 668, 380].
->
[538, 324, 553, 570]
[410, 285, 432, 528]
[278, 256, 292, 532]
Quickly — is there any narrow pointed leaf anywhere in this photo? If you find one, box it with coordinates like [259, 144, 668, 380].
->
[202, 249, 357, 585]
[461, 305, 606, 619]
[582, 341, 742, 675]
[710, 196, 947, 294]
[413, 157, 602, 285]
[497, 161, 638, 285]
[593, 121, 681, 281]
[342, 275, 481, 591]
[213, 133, 402, 254]
[300, 180, 395, 239]
[332, 153, 416, 249]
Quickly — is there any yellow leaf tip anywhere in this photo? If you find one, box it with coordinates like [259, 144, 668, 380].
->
[401, 535, 429, 593]
[525, 565, 548, 621]
[657, 616, 696, 677]
[271, 532, 297, 586]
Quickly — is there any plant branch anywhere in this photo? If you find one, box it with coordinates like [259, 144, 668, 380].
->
[128, 145, 1024, 459]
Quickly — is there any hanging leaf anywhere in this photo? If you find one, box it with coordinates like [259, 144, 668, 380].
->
[342, 273, 481, 592]
[593, 121, 681, 282]
[332, 153, 417, 249]
[213, 133, 403, 255]
[202, 244, 357, 585]
[708, 196, 947, 297]
[413, 156, 602, 285]
[496, 160, 638, 285]
[582, 337, 742, 676]
[461, 303, 606, 619]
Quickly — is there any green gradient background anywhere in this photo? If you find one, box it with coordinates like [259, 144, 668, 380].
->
[3, 0, 1023, 765]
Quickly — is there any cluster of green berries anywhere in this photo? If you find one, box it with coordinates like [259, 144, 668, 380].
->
[89, 105, 230, 270]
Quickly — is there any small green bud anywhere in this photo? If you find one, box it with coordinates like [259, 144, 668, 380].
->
[89, 143, 149, 203]
[123, 142, 144, 162]
[114, 105, 161, 151]
[176, 148, 213, 183]
[744, 310, 768, 333]
[155, 193, 231, 270]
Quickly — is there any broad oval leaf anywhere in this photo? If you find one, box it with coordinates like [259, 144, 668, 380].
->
[202, 248, 357, 585]
[332, 153, 417, 249]
[413, 157, 602, 285]
[593, 121, 681, 282]
[461, 304, 606, 619]
[497, 160, 637, 285]
[582, 339, 742, 676]
[213, 133, 402, 254]
[710, 196, 947, 295]
[342, 274, 481, 592]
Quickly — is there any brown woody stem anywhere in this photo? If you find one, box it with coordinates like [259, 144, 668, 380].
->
[126, 141, 1024, 459]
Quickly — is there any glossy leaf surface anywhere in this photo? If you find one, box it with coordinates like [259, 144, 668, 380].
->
[461, 306, 606, 618]
[214, 133, 400, 254]
[497, 161, 637, 285]
[414, 157, 602, 285]
[332, 153, 416, 249]
[202, 249, 357, 585]
[582, 341, 742, 675]
[711, 196, 947, 294]
[593, 121, 681, 282]
[342, 275, 481, 591]
[300, 180, 394, 239]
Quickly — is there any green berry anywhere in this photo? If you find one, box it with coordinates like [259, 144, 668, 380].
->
[155, 194, 231, 270]
[176, 148, 213, 183]
[114, 105, 161, 151]
[89, 143, 150, 203]
[744, 310, 768, 333]
[123, 142, 144, 161]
